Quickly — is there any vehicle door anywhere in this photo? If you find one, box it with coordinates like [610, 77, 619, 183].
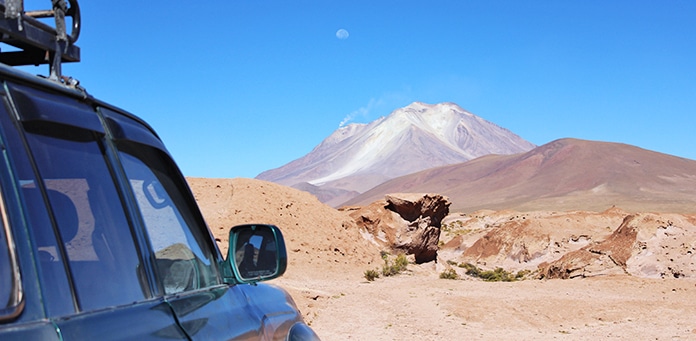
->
[4, 82, 188, 340]
[100, 107, 267, 340]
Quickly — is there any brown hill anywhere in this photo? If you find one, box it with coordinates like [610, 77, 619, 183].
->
[186, 177, 380, 279]
[344, 138, 696, 213]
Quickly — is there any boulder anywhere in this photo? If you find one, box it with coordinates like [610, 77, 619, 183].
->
[348, 193, 450, 263]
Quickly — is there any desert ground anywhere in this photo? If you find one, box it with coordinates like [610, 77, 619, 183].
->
[188, 177, 696, 340]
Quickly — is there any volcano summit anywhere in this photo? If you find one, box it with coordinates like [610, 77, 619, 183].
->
[257, 102, 535, 206]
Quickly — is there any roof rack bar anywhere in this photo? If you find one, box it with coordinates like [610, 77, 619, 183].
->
[0, 0, 81, 81]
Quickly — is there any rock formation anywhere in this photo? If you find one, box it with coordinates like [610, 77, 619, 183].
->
[441, 208, 627, 273]
[346, 193, 450, 263]
[539, 213, 696, 279]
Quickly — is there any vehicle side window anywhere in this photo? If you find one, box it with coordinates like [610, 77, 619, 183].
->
[19, 186, 75, 317]
[23, 123, 148, 311]
[0, 101, 19, 318]
[0, 203, 15, 314]
[117, 142, 220, 294]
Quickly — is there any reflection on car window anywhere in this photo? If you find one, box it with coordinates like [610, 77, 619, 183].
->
[24, 128, 147, 311]
[20, 182, 76, 317]
[235, 227, 277, 280]
[118, 144, 219, 295]
[0, 209, 14, 313]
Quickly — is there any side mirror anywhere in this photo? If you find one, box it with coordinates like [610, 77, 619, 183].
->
[222, 224, 288, 284]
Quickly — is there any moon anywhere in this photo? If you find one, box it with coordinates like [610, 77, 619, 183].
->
[336, 29, 349, 40]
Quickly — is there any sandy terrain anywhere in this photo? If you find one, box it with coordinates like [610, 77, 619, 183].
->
[187, 177, 696, 340]
[279, 273, 696, 340]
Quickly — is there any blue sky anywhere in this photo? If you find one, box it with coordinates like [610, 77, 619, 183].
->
[20, 1, 696, 178]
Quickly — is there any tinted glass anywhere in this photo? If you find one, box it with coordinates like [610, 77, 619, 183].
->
[19, 185, 75, 317]
[0, 89, 75, 317]
[0, 210, 12, 312]
[118, 143, 219, 295]
[24, 125, 147, 311]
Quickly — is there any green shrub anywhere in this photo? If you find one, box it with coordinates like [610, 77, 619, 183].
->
[439, 268, 459, 280]
[459, 262, 481, 276]
[515, 269, 532, 280]
[478, 267, 516, 282]
[364, 269, 380, 281]
[458, 263, 527, 282]
[380, 250, 390, 260]
[381, 253, 409, 277]
[394, 253, 408, 269]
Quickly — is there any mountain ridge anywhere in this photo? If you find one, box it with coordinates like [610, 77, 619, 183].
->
[343, 138, 696, 214]
[256, 102, 536, 205]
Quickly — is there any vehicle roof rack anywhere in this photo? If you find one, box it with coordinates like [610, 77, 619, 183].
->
[0, 0, 80, 82]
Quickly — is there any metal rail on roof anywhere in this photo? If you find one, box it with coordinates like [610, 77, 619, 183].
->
[0, 0, 81, 82]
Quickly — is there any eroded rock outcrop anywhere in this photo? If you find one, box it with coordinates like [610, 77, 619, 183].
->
[348, 193, 450, 263]
[443, 209, 626, 273]
[540, 213, 696, 279]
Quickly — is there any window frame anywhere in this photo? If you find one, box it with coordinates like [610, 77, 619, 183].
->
[118, 146, 221, 294]
[99, 107, 224, 295]
[0, 178, 24, 322]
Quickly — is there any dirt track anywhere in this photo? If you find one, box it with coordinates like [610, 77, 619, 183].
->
[276, 272, 696, 340]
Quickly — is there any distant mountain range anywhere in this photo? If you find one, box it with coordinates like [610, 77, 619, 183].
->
[257, 101, 696, 213]
[344, 138, 696, 213]
[256, 102, 535, 206]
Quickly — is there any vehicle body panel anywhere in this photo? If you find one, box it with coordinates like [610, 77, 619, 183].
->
[56, 300, 188, 341]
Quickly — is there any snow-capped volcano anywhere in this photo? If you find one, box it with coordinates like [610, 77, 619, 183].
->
[256, 102, 536, 206]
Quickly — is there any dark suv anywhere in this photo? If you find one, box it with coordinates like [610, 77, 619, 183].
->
[0, 1, 318, 340]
